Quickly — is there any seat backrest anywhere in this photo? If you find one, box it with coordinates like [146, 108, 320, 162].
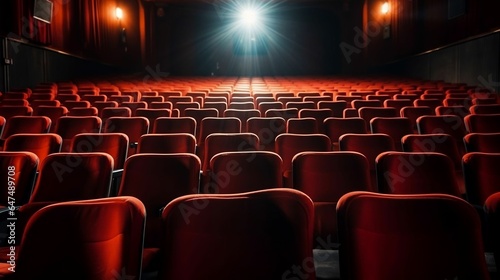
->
[414, 98, 442, 109]
[70, 133, 129, 170]
[29, 152, 114, 203]
[184, 108, 219, 136]
[358, 107, 398, 130]
[383, 99, 413, 113]
[376, 151, 461, 196]
[1, 116, 52, 141]
[137, 133, 196, 154]
[197, 117, 241, 144]
[337, 191, 489, 280]
[55, 116, 102, 152]
[323, 117, 366, 149]
[3, 133, 62, 169]
[246, 117, 286, 152]
[293, 151, 374, 201]
[258, 101, 283, 116]
[117, 153, 200, 247]
[352, 99, 382, 109]
[339, 133, 394, 171]
[205, 151, 282, 194]
[435, 105, 469, 118]
[298, 108, 334, 133]
[33, 105, 69, 128]
[286, 101, 315, 111]
[292, 151, 373, 243]
[275, 133, 331, 188]
[464, 113, 500, 133]
[100, 107, 132, 121]
[463, 132, 500, 153]
[0, 105, 33, 120]
[317, 101, 347, 118]
[136, 108, 171, 125]
[104, 116, 149, 146]
[469, 104, 500, 114]
[370, 117, 413, 151]
[158, 189, 315, 280]
[286, 117, 317, 134]
[402, 133, 462, 170]
[463, 152, 500, 205]
[400, 106, 435, 132]
[153, 116, 196, 136]
[15, 196, 145, 279]
[68, 106, 98, 116]
[202, 133, 259, 172]
[265, 108, 299, 121]
[175, 102, 201, 116]
[121, 101, 147, 116]
[0, 151, 38, 206]
[485, 192, 500, 271]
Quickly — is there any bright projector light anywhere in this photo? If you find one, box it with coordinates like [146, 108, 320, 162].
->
[239, 7, 260, 29]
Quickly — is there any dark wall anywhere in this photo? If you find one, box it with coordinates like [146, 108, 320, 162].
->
[0, 0, 144, 90]
[3, 38, 124, 90]
[377, 32, 500, 92]
[351, 0, 500, 71]
[153, 2, 344, 76]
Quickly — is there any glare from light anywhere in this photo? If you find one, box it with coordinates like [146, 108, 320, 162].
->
[115, 7, 123, 20]
[381, 2, 390, 15]
[238, 7, 261, 29]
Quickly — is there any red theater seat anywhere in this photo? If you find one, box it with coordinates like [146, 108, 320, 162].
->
[223, 109, 260, 132]
[317, 101, 346, 118]
[286, 117, 317, 134]
[117, 153, 200, 273]
[464, 114, 500, 133]
[275, 133, 331, 188]
[323, 117, 366, 150]
[0, 152, 38, 208]
[137, 133, 196, 154]
[463, 152, 500, 206]
[104, 117, 149, 156]
[100, 107, 132, 123]
[370, 117, 413, 151]
[0, 116, 51, 145]
[33, 106, 68, 133]
[153, 117, 196, 136]
[292, 151, 373, 246]
[206, 151, 282, 194]
[184, 108, 219, 139]
[469, 104, 500, 114]
[0, 105, 33, 120]
[298, 108, 334, 133]
[339, 133, 395, 187]
[196, 117, 241, 162]
[55, 116, 102, 152]
[485, 192, 500, 271]
[464, 132, 500, 153]
[201, 133, 259, 177]
[157, 189, 315, 280]
[400, 106, 435, 132]
[376, 151, 461, 196]
[3, 134, 62, 169]
[246, 117, 286, 152]
[337, 191, 489, 280]
[0, 196, 145, 279]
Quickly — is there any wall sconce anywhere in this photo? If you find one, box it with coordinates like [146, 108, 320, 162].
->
[115, 7, 123, 20]
[381, 2, 390, 15]
[380, 1, 391, 39]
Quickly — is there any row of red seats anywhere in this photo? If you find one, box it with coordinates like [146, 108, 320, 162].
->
[0, 149, 498, 278]
[0, 111, 499, 156]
